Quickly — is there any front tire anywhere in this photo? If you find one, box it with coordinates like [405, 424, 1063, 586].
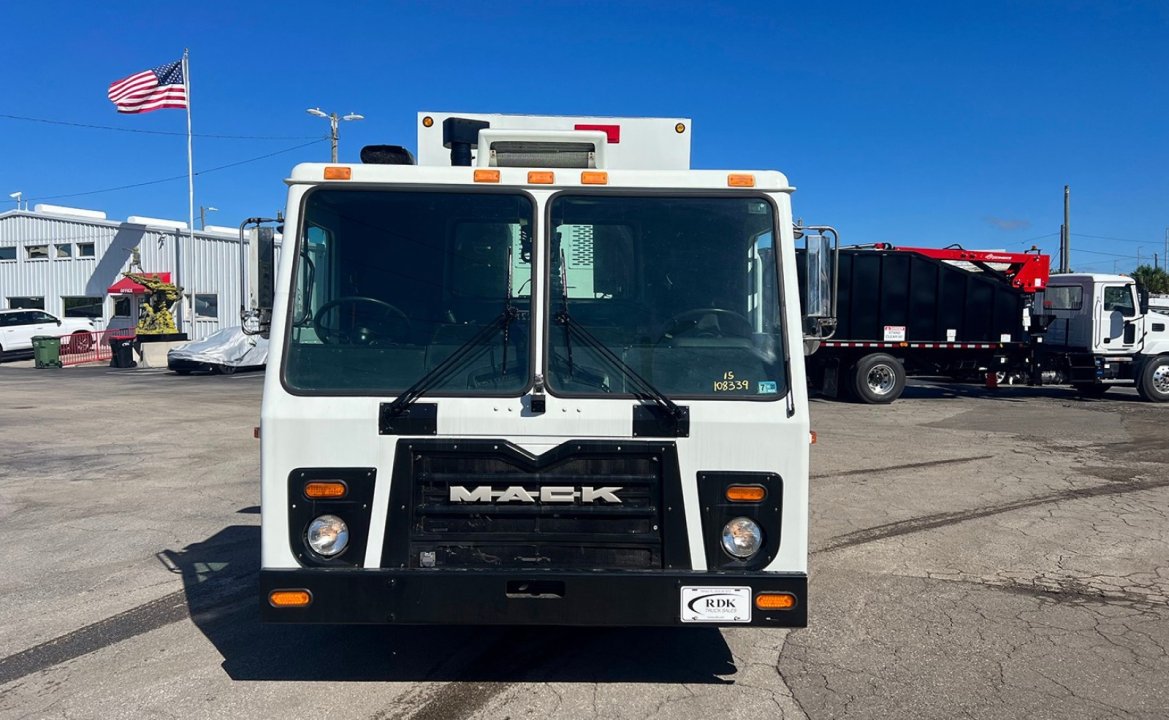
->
[1136, 356, 1169, 402]
[850, 353, 906, 404]
[215, 364, 236, 375]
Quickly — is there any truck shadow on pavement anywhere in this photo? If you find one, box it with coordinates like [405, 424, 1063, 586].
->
[165, 524, 738, 684]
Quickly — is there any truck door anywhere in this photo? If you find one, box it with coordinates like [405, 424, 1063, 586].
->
[1096, 283, 1141, 354]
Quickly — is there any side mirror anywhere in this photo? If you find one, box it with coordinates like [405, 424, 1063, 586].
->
[799, 225, 838, 345]
[1137, 282, 1150, 315]
[240, 219, 279, 337]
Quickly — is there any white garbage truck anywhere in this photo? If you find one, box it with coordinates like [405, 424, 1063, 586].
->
[249, 112, 836, 627]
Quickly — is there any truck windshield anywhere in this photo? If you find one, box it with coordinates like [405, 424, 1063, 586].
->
[284, 189, 533, 394]
[547, 195, 786, 399]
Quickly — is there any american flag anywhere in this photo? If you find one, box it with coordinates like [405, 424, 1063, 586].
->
[107, 59, 187, 114]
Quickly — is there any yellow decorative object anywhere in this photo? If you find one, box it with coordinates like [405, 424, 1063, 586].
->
[124, 272, 183, 335]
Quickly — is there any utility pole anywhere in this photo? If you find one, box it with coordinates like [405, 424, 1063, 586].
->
[199, 205, 217, 230]
[1062, 185, 1070, 273]
[307, 108, 364, 163]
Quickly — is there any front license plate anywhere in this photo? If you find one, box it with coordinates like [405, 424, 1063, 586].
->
[680, 586, 752, 623]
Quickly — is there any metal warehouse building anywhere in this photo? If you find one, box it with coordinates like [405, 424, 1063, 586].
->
[0, 204, 248, 338]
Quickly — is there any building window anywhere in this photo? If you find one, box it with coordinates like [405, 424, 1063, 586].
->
[113, 296, 132, 318]
[195, 293, 219, 319]
[8, 297, 45, 310]
[26, 245, 48, 260]
[77, 243, 96, 258]
[55, 244, 73, 258]
[0, 247, 15, 261]
[63, 296, 103, 319]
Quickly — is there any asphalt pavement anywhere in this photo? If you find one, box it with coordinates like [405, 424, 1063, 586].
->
[0, 364, 1165, 719]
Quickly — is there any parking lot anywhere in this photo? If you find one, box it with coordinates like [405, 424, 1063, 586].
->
[0, 365, 1166, 719]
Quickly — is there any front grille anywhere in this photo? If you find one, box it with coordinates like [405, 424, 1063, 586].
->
[382, 440, 685, 570]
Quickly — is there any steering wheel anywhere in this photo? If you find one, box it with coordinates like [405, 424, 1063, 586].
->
[313, 296, 411, 345]
[657, 308, 754, 343]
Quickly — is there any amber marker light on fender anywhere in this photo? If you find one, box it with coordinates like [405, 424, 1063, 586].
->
[725, 485, 767, 502]
[304, 481, 348, 499]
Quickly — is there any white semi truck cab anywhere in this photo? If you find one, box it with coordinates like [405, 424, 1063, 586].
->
[1036, 273, 1169, 400]
[251, 112, 836, 626]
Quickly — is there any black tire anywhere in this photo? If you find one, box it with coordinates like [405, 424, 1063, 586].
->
[215, 364, 237, 376]
[70, 331, 92, 354]
[1136, 356, 1169, 402]
[1072, 383, 1110, 398]
[850, 353, 906, 404]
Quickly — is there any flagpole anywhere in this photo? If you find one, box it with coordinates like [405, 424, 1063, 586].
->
[183, 48, 196, 339]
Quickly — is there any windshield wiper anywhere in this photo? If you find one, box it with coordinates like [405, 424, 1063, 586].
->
[384, 306, 518, 418]
[387, 234, 524, 418]
[555, 310, 686, 424]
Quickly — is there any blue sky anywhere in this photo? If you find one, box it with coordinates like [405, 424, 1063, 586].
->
[2, 1, 1166, 272]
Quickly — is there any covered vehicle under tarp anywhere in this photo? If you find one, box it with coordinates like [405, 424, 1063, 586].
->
[167, 326, 268, 374]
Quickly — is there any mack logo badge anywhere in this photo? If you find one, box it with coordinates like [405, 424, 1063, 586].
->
[449, 486, 623, 503]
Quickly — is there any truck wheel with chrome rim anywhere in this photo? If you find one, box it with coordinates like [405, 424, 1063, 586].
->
[850, 353, 906, 404]
[1136, 356, 1169, 402]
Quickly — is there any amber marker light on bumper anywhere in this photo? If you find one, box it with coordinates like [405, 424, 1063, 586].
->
[755, 592, 797, 611]
[269, 589, 312, 608]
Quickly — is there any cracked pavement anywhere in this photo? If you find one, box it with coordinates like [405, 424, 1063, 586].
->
[0, 369, 1166, 719]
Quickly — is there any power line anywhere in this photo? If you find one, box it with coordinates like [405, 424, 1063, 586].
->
[0, 112, 326, 140]
[30, 138, 327, 202]
[1071, 232, 1149, 245]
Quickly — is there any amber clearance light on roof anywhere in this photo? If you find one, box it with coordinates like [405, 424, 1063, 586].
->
[727, 173, 755, 187]
[581, 171, 608, 185]
[528, 171, 555, 184]
[474, 169, 501, 183]
[323, 166, 352, 180]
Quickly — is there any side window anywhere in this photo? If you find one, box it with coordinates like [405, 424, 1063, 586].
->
[0, 247, 15, 261]
[32, 311, 56, 323]
[1103, 286, 1135, 317]
[1043, 286, 1083, 311]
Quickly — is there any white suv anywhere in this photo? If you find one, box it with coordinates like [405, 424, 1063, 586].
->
[0, 309, 98, 356]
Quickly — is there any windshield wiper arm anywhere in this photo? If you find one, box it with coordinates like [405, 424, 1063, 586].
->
[385, 306, 519, 417]
[555, 310, 685, 422]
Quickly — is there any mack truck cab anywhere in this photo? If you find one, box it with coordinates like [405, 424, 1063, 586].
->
[247, 112, 836, 627]
[1036, 273, 1169, 400]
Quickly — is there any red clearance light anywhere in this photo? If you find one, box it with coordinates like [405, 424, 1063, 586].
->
[574, 124, 621, 143]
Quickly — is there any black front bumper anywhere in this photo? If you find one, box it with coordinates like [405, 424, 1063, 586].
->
[261, 568, 807, 627]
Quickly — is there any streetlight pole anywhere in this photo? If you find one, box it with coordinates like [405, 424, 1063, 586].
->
[199, 205, 218, 230]
[306, 108, 364, 163]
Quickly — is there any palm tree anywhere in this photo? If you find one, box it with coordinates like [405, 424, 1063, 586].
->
[1131, 264, 1169, 294]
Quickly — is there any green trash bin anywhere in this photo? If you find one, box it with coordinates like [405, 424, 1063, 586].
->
[32, 335, 62, 369]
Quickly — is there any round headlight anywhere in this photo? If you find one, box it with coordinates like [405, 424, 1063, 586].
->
[721, 517, 763, 559]
[307, 514, 349, 557]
